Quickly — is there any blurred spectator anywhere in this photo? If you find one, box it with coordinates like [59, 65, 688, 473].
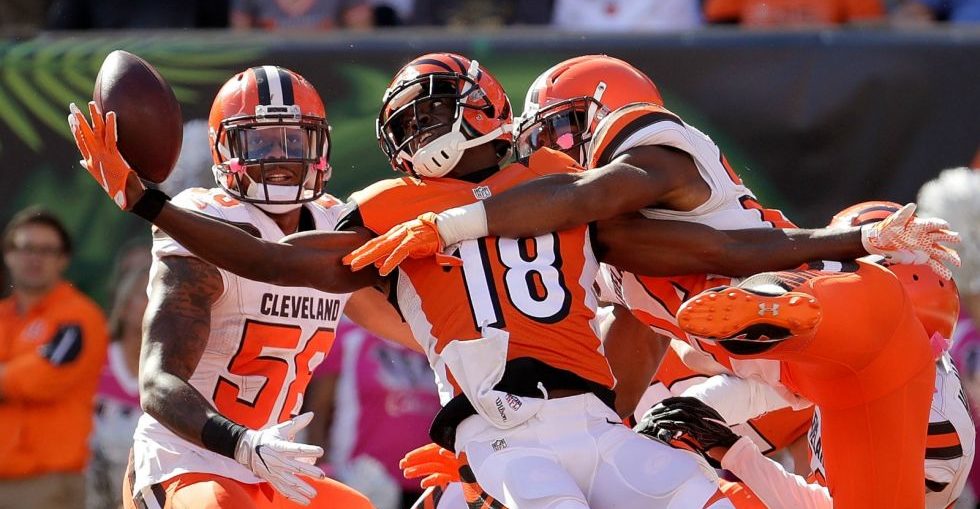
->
[918, 167, 980, 505]
[306, 321, 440, 509]
[0, 207, 108, 509]
[104, 238, 152, 307]
[891, 0, 980, 23]
[86, 252, 149, 509]
[231, 0, 374, 30]
[704, 0, 884, 26]
[45, 0, 228, 29]
[410, 0, 552, 27]
[370, 0, 414, 26]
[0, 0, 52, 32]
[551, 0, 702, 31]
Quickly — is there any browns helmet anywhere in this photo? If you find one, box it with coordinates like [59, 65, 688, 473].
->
[377, 53, 513, 178]
[209, 66, 330, 213]
[829, 201, 960, 339]
[515, 55, 663, 165]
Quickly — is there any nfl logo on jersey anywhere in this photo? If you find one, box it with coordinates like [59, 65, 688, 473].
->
[472, 186, 492, 200]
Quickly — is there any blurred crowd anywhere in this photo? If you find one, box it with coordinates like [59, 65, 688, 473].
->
[0, 0, 978, 34]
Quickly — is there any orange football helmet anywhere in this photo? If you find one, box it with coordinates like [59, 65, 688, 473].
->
[209, 66, 330, 212]
[829, 201, 960, 339]
[377, 53, 513, 178]
[515, 55, 663, 165]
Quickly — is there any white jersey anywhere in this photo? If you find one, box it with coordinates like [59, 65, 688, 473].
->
[589, 104, 795, 398]
[589, 103, 804, 443]
[807, 354, 975, 508]
[132, 188, 349, 494]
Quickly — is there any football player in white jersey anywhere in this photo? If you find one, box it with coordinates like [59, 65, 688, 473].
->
[98, 66, 413, 509]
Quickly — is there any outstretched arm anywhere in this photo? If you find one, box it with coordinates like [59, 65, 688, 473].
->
[70, 101, 378, 293]
[447, 145, 688, 241]
[152, 202, 379, 293]
[595, 215, 867, 277]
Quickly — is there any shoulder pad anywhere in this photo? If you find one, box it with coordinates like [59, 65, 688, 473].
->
[588, 102, 683, 168]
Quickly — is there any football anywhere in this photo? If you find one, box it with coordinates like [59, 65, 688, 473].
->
[93, 50, 182, 183]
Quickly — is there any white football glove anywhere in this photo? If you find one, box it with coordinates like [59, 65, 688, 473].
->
[234, 412, 325, 506]
[861, 203, 960, 280]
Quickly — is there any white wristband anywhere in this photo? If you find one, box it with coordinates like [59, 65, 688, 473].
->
[436, 201, 489, 246]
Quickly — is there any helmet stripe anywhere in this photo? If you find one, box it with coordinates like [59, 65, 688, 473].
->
[278, 68, 295, 105]
[262, 65, 284, 106]
[252, 66, 272, 105]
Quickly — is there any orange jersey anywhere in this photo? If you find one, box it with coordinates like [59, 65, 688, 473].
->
[345, 148, 613, 399]
[0, 282, 108, 477]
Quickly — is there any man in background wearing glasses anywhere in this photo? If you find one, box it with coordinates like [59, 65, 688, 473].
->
[0, 206, 108, 509]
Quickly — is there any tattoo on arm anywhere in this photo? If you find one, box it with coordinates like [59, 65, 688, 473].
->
[140, 255, 225, 446]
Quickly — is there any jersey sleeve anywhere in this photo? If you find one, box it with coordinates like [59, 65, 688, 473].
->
[0, 301, 109, 403]
[680, 373, 798, 425]
[588, 103, 688, 168]
[722, 436, 833, 509]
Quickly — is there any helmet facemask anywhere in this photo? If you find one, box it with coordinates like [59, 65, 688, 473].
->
[378, 61, 511, 178]
[515, 97, 607, 166]
[212, 104, 331, 213]
[517, 81, 608, 166]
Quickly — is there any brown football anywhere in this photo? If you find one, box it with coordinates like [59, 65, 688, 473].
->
[94, 50, 182, 183]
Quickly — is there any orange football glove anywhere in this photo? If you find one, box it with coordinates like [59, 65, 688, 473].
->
[343, 213, 462, 276]
[861, 203, 960, 280]
[399, 443, 461, 489]
[68, 101, 143, 210]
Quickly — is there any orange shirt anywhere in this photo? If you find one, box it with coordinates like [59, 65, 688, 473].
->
[347, 149, 614, 392]
[704, 0, 883, 25]
[0, 282, 108, 477]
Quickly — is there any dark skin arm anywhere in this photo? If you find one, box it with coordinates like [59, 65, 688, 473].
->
[139, 255, 226, 448]
[595, 215, 867, 277]
[601, 304, 670, 419]
[148, 197, 378, 293]
[484, 145, 706, 237]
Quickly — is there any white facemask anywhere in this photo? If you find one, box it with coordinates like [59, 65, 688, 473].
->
[246, 183, 305, 214]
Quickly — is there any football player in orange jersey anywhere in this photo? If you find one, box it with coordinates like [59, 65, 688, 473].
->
[71, 67, 420, 509]
[70, 53, 951, 509]
[641, 201, 974, 509]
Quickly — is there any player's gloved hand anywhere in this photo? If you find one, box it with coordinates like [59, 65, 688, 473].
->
[861, 203, 960, 280]
[68, 101, 144, 210]
[635, 396, 739, 469]
[399, 442, 461, 489]
[344, 213, 462, 276]
[234, 412, 325, 506]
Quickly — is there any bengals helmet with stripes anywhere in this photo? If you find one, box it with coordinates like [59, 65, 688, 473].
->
[515, 55, 663, 165]
[377, 53, 513, 178]
[829, 201, 960, 339]
[209, 66, 331, 212]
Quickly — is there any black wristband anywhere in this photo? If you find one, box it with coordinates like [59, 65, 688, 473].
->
[130, 188, 170, 222]
[201, 414, 248, 460]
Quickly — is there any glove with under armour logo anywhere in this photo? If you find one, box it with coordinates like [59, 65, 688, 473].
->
[234, 412, 325, 506]
[861, 203, 960, 280]
[635, 396, 739, 469]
